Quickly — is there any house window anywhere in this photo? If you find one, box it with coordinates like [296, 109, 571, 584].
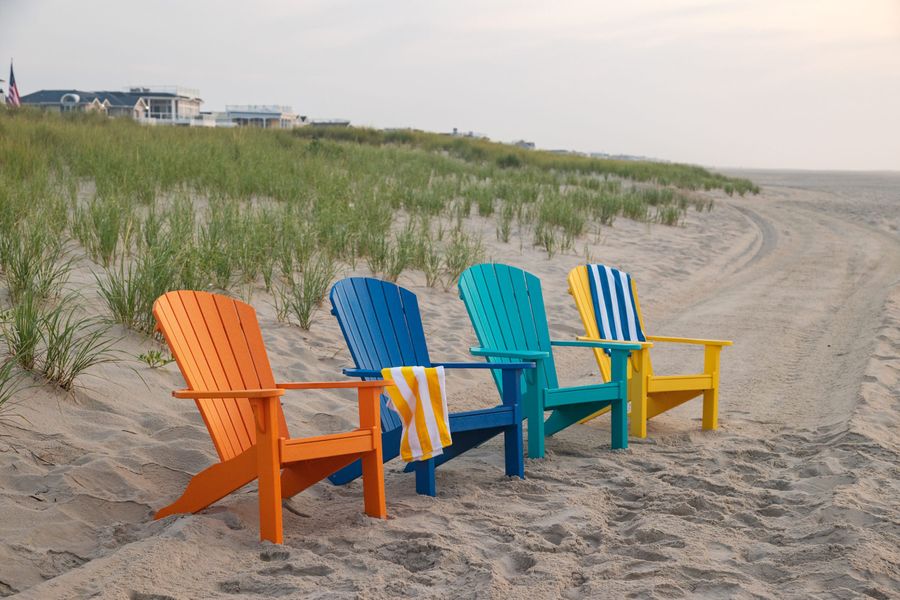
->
[149, 99, 173, 119]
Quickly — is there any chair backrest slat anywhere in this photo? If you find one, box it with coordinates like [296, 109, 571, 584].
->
[458, 264, 559, 392]
[153, 291, 289, 462]
[568, 266, 602, 341]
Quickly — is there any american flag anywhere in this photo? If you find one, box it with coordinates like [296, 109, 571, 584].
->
[6, 62, 20, 107]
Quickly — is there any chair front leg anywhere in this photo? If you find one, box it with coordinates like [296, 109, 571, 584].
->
[610, 397, 628, 449]
[415, 459, 436, 496]
[358, 386, 387, 517]
[628, 348, 650, 438]
[608, 349, 630, 449]
[526, 366, 546, 459]
[702, 345, 722, 430]
[501, 368, 525, 477]
[251, 395, 284, 544]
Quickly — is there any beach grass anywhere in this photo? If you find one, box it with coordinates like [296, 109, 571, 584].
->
[0, 290, 119, 390]
[39, 300, 120, 391]
[0, 357, 29, 416]
[0, 109, 758, 335]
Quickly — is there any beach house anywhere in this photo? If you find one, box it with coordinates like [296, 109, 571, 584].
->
[215, 105, 299, 128]
[19, 86, 204, 124]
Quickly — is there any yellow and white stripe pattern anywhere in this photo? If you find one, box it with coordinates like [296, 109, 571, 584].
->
[380, 366, 452, 462]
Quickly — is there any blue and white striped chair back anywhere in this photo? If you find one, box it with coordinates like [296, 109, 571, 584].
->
[586, 264, 646, 342]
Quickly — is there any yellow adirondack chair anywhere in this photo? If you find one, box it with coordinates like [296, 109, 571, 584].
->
[567, 265, 732, 437]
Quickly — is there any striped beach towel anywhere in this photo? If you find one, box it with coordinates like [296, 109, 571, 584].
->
[587, 264, 646, 343]
[380, 366, 452, 462]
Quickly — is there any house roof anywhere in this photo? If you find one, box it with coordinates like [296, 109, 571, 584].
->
[20, 89, 191, 107]
[19, 89, 94, 104]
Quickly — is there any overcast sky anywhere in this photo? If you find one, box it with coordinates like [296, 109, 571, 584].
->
[2, 0, 898, 170]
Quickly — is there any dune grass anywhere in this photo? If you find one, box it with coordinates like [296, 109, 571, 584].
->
[0, 158, 120, 390]
[40, 300, 120, 391]
[2, 291, 44, 371]
[292, 126, 760, 195]
[0, 109, 758, 335]
[278, 253, 339, 330]
[0, 358, 30, 417]
[0, 290, 119, 391]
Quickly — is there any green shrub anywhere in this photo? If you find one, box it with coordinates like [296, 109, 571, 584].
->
[71, 195, 135, 266]
[1, 292, 44, 371]
[1, 293, 119, 391]
[0, 358, 30, 416]
[0, 223, 71, 304]
[443, 231, 484, 290]
[137, 348, 175, 368]
[657, 205, 683, 226]
[281, 254, 337, 330]
[496, 153, 522, 169]
[97, 243, 187, 335]
[40, 303, 119, 391]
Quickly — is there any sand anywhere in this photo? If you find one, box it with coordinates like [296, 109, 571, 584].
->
[1, 170, 898, 599]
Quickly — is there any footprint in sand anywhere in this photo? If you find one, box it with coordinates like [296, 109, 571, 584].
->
[218, 578, 301, 596]
[375, 539, 446, 572]
[538, 523, 570, 546]
[258, 563, 333, 577]
[501, 551, 537, 575]
[130, 593, 177, 600]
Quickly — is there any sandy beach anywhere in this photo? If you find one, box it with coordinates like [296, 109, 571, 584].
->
[1, 170, 898, 599]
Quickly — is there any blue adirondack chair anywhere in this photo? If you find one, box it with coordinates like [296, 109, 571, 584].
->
[326, 277, 532, 496]
[458, 263, 640, 458]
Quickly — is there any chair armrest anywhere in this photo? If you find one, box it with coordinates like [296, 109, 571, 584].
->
[342, 368, 382, 379]
[575, 335, 653, 349]
[645, 335, 732, 346]
[553, 339, 643, 351]
[433, 361, 534, 371]
[469, 347, 550, 360]
[345, 364, 535, 378]
[276, 380, 391, 390]
[173, 388, 285, 399]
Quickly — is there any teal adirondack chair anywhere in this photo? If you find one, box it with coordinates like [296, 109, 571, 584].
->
[458, 263, 640, 457]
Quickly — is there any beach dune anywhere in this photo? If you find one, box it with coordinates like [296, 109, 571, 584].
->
[1, 171, 898, 599]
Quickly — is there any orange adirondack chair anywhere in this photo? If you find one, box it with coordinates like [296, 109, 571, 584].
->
[152, 290, 389, 544]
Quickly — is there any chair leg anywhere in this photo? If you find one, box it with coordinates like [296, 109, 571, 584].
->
[355, 386, 388, 516]
[501, 368, 525, 478]
[702, 388, 718, 430]
[702, 346, 722, 430]
[629, 349, 650, 438]
[361, 448, 387, 518]
[252, 397, 284, 544]
[504, 423, 525, 478]
[610, 397, 628, 449]
[414, 458, 436, 496]
[155, 447, 258, 519]
[526, 385, 546, 459]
